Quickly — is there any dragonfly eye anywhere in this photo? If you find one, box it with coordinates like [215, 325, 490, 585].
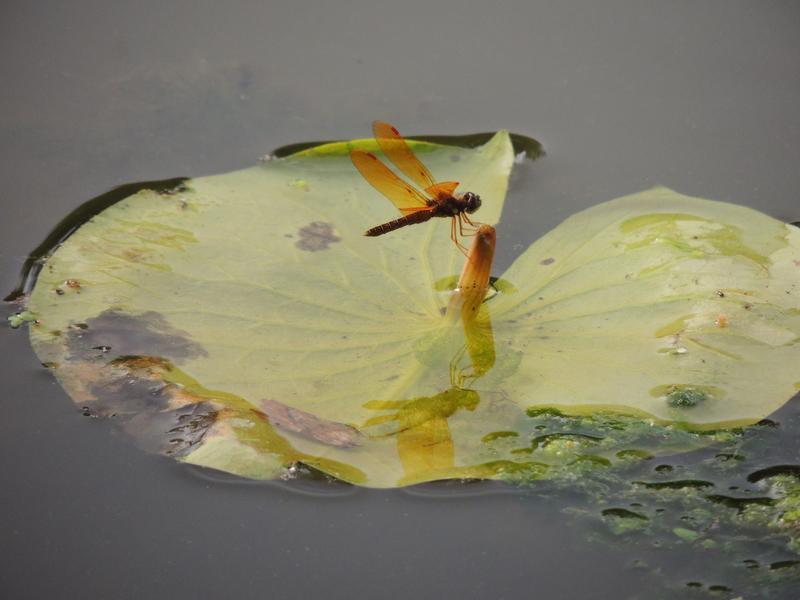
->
[463, 192, 482, 213]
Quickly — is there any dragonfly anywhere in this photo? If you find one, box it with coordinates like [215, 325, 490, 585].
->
[350, 121, 482, 253]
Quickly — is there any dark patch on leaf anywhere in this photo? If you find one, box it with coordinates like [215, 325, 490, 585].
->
[81, 355, 218, 456]
[67, 309, 207, 364]
[540, 257, 555, 265]
[295, 221, 341, 252]
[87, 356, 190, 414]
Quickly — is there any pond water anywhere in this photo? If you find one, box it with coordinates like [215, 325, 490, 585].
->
[2, 1, 799, 598]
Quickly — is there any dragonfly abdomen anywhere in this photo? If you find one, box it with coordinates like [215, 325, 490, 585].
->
[365, 210, 434, 236]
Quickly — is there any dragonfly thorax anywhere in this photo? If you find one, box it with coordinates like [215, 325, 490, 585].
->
[434, 192, 482, 217]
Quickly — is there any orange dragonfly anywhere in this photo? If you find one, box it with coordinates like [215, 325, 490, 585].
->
[350, 121, 482, 253]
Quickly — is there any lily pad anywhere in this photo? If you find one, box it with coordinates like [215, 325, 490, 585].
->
[20, 131, 800, 488]
[493, 187, 800, 428]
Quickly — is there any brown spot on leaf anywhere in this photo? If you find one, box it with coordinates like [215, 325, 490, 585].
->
[121, 248, 148, 262]
[66, 309, 207, 364]
[295, 221, 341, 252]
[540, 257, 555, 265]
[55, 279, 82, 295]
[260, 398, 361, 448]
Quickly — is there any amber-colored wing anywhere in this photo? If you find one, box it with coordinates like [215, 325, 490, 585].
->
[350, 150, 431, 214]
[425, 181, 459, 200]
[373, 120, 437, 191]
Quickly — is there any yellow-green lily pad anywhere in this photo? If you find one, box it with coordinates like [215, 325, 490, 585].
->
[493, 187, 800, 429]
[21, 131, 800, 488]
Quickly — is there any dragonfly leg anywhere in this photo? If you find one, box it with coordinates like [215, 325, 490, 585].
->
[449, 344, 471, 389]
[460, 213, 483, 235]
[458, 213, 479, 237]
[451, 217, 470, 256]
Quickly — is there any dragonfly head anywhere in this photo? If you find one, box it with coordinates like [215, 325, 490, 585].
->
[462, 191, 482, 214]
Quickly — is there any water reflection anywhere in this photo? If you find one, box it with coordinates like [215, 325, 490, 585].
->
[362, 225, 509, 484]
[364, 387, 481, 485]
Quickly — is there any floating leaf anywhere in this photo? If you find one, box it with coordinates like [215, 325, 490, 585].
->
[492, 187, 800, 428]
[21, 129, 800, 487]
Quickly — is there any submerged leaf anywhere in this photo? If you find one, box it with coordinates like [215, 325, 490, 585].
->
[21, 128, 800, 487]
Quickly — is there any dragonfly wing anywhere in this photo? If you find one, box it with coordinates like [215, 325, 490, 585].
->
[425, 181, 460, 200]
[350, 150, 430, 212]
[373, 120, 437, 191]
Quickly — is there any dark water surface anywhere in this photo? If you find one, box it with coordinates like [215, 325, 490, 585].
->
[2, 1, 799, 598]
